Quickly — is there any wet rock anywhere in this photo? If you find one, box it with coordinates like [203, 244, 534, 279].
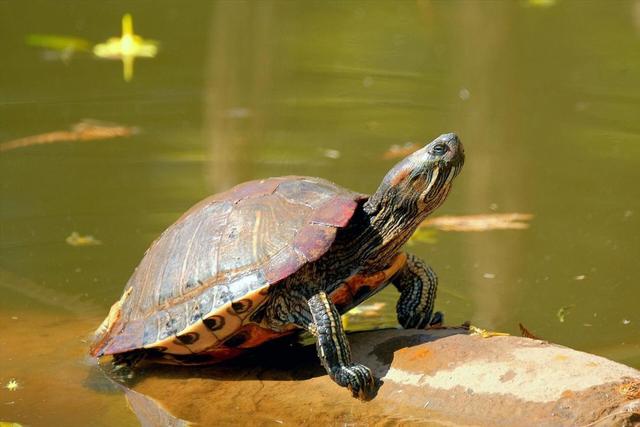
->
[121, 328, 640, 426]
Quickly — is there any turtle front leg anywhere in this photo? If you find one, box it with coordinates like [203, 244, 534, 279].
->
[393, 253, 441, 329]
[306, 291, 376, 400]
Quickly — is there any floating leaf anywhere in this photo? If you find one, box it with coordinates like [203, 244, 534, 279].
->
[93, 14, 158, 82]
[0, 120, 138, 153]
[322, 149, 340, 159]
[26, 34, 91, 63]
[556, 305, 574, 323]
[66, 232, 102, 247]
[420, 213, 533, 232]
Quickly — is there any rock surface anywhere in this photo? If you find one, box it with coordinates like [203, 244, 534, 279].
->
[117, 328, 640, 426]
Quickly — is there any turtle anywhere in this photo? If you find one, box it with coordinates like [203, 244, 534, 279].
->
[90, 133, 465, 399]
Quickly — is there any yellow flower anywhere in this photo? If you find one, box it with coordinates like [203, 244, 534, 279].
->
[93, 14, 158, 82]
[5, 379, 19, 391]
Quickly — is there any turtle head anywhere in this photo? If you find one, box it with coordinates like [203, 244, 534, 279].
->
[365, 133, 464, 218]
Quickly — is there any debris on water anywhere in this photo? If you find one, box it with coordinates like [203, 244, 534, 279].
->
[225, 107, 252, 119]
[382, 142, 420, 159]
[322, 149, 341, 159]
[0, 422, 23, 427]
[469, 325, 509, 338]
[518, 322, 543, 340]
[5, 379, 19, 392]
[525, 0, 556, 7]
[458, 87, 471, 100]
[65, 232, 102, 247]
[93, 13, 158, 82]
[362, 76, 374, 88]
[622, 319, 631, 325]
[419, 213, 533, 232]
[483, 273, 496, 279]
[583, 323, 593, 327]
[489, 203, 499, 211]
[623, 210, 633, 219]
[25, 34, 91, 63]
[407, 227, 438, 245]
[574, 275, 586, 280]
[0, 120, 138, 153]
[10, 316, 18, 320]
[556, 305, 574, 323]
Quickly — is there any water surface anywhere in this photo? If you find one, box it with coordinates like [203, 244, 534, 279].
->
[1, 1, 639, 425]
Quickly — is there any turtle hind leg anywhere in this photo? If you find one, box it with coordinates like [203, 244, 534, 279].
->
[306, 291, 377, 400]
[112, 349, 147, 367]
[109, 349, 149, 380]
[393, 253, 440, 329]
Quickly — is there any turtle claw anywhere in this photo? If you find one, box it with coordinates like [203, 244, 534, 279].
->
[335, 363, 376, 400]
[427, 311, 444, 328]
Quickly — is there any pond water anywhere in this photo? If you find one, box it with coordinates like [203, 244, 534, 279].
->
[1, 1, 639, 425]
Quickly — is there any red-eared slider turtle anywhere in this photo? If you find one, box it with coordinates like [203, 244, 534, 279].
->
[90, 133, 465, 399]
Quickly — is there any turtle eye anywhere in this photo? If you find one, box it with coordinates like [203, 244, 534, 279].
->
[431, 143, 448, 156]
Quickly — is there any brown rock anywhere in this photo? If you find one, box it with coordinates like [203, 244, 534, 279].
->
[118, 328, 640, 426]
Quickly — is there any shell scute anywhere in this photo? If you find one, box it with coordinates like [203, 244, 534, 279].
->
[293, 223, 336, 262]
[312, 197, 359, 227]
[275, 178, 335, 207]
[220, 177, 284, 202]
[263, 246, 308, 284]
[92, 176, 364, 358]
[142, 315, 159, 346]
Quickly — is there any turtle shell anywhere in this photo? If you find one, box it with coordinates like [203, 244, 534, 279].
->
[90, 176, 366, 361]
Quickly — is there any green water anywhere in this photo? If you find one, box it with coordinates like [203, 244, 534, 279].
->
[1, 1, 639, 425]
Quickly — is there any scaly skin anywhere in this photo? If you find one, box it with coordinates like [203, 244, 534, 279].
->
[261, 133, 465, 399]
[394, 253, 439, 329]
[308, 292, 375, 399]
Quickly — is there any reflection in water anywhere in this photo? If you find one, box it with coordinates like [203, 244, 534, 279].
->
[121, 383, 191, 427]
[204, 2, 274, 192]
[445, 1, 530, 329]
